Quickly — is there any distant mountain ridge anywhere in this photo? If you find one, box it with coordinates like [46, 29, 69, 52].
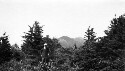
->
[58, 36, 85, 48]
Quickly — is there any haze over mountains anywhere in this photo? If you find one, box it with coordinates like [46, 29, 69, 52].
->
[58, 36, 85, 48]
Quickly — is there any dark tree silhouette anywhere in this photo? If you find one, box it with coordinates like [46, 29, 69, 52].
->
[95, 15, 125, 71]
[73, 27, 97, 71]
[21, 21, 44, 61]
[84, 26, 96, 49]
[21, 21, 62, 71]
[84, 26, 96, 41]
[0, 33, 13, 65]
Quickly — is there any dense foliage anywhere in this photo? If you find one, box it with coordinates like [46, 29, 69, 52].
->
[0, 14, 125, 71]
[0, 33, 13, 65]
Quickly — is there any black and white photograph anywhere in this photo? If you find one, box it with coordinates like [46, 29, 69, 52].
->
[0, 0, 125, 71]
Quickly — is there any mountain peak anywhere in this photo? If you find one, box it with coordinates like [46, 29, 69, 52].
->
[59, 36, 71, 39]
[58, 36, 85, 48]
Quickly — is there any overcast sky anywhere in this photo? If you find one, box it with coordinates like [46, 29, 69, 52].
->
[0, 0, 125, 45]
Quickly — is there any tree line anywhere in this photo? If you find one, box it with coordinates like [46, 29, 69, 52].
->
[0, 14, 125, 71]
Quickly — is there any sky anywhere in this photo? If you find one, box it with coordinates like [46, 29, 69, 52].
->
[0, 0, 125, 45]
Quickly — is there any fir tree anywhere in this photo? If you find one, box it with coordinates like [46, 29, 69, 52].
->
[84, 26, 96, 50]
[72, 27, 97, 71]
[0, 33, 12, 64]
[95, 15, 125, 71]
[84, 26, 96, 41]
[21, 21, 44, 60]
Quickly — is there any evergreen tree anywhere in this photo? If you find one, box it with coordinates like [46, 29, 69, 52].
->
[0, 33, 12, 64]
[21, 21, 44, 60]
[84, 26, 96, 41]
[95, 15, 125, 71]
[72, 27, 97, 71]
[84, 26, 96, 49]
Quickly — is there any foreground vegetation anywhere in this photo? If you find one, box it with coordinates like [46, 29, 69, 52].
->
[0, 14, 125, 71]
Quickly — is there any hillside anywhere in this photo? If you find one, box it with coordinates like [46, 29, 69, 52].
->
[58, 36, 85, 48]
